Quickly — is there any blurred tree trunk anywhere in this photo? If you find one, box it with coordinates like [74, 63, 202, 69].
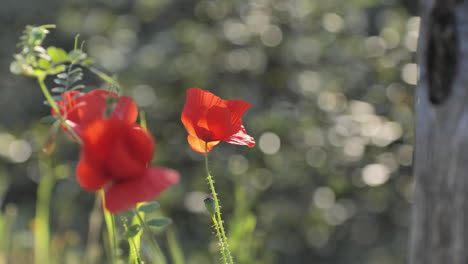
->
[410, 0, 468, 263]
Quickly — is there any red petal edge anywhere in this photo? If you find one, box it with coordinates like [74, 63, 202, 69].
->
[104, 167, 180, 213]
[76, 158, 110, 191]
[226, 125, 256, 147]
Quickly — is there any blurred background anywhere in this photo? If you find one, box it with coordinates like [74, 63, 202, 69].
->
[0, 0, 417, 263]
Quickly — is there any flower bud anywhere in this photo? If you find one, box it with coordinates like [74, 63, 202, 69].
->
[204, 196, 216, 216]
[42, 120, 60, 155]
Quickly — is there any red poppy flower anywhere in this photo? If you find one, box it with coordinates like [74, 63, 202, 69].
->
[76, 117, 180, 212]
[53, 89, 138, 139]
[181, 88, 255, 153]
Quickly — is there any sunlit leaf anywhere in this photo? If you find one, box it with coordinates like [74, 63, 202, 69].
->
[81, 58, 94, 66]
[47, 47, 68, 63]
[38, 58, 51, 70]
[48, 65, 66, 75]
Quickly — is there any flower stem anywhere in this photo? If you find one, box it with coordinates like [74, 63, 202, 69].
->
[134, 209, 167, 264]
[85, 194, 103, 264]
[37, 77, 82, 144]
[100, 190, 118, 264]
[34, 157, 55, 264]
[128, 237, 142, 264]
[212, 215, 228, 264]
[203, 145, 234, 264]
[123, 219, 143, 264]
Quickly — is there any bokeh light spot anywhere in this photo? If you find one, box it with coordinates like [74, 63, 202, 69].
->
[261, 25, 283, 47]
[313, 187, 335, 209]
[9, 140, 32, 163]
[259, 132, 281, 155]
[362, 163, 390, 186]
[228, 154, 249, 175]
[132, 85, 157, 107]
[401, 63, 418, 85]
[322, 13, 344, 33]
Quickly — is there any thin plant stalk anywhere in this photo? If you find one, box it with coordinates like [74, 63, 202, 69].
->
[167, 228, 185, 264]
[34, 157, 55, 264]
[123, 219, 143, 264]
[85, 194, 104, 264]
[100, 190, 118, 264]
[212, 215, 228, 264]
[204, 143, 234, 264]
[133, 209, 167, 264]
[128, 237, 142, 264]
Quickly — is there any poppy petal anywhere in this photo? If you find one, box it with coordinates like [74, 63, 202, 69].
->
[186, 88, 224, 111]
[123, 125, 155, 164]
[107, 138, 147, 180]
[182, 88, 225, 138]
[181, 88, 255, 152]
[205, 105, 235, 140]
[181, 111, 197, 137]
[75, 90, 114, 125]
[104, 167, 180, 213]
[226, 125, 256, 147]
[76, 158, 110, 191]
[187, 135, 219, 153]
[225, 100, 252, 127]
[82, 118, 124, 164]
[112, 96, 138, 124]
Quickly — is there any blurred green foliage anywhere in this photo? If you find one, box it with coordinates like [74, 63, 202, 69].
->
[0, 0, 416, 263]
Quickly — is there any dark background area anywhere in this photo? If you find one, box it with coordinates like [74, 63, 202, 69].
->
[0, 0, 417, 263]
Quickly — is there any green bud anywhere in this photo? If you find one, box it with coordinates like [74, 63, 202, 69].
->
[204, 196, 216, 216]
[123, 224, 141, 239]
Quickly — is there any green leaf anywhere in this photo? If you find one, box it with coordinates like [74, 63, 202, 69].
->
[119, 210, 136, 219]
[69, 67, 82, 75]
[48, 65, 66, 75]
[68, 70, 83, 84]
[70, 84, 85, 91]
[81, 58, 94, 66]
[38, 58, 51, 70]
[51, 95, 63, 101]
[56, 72, 68, 79]
[147, 217, 172, 227]
[138, 202, 160, 213]
[51, 87, 65, 93]
[68, 50, 87, 62]
[40, 115, 59, 124]
[34, 46, 47, 54]
[53, 78, 68, 86]
[47, 47, 68, 64]
[123, 224, 141, 239]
